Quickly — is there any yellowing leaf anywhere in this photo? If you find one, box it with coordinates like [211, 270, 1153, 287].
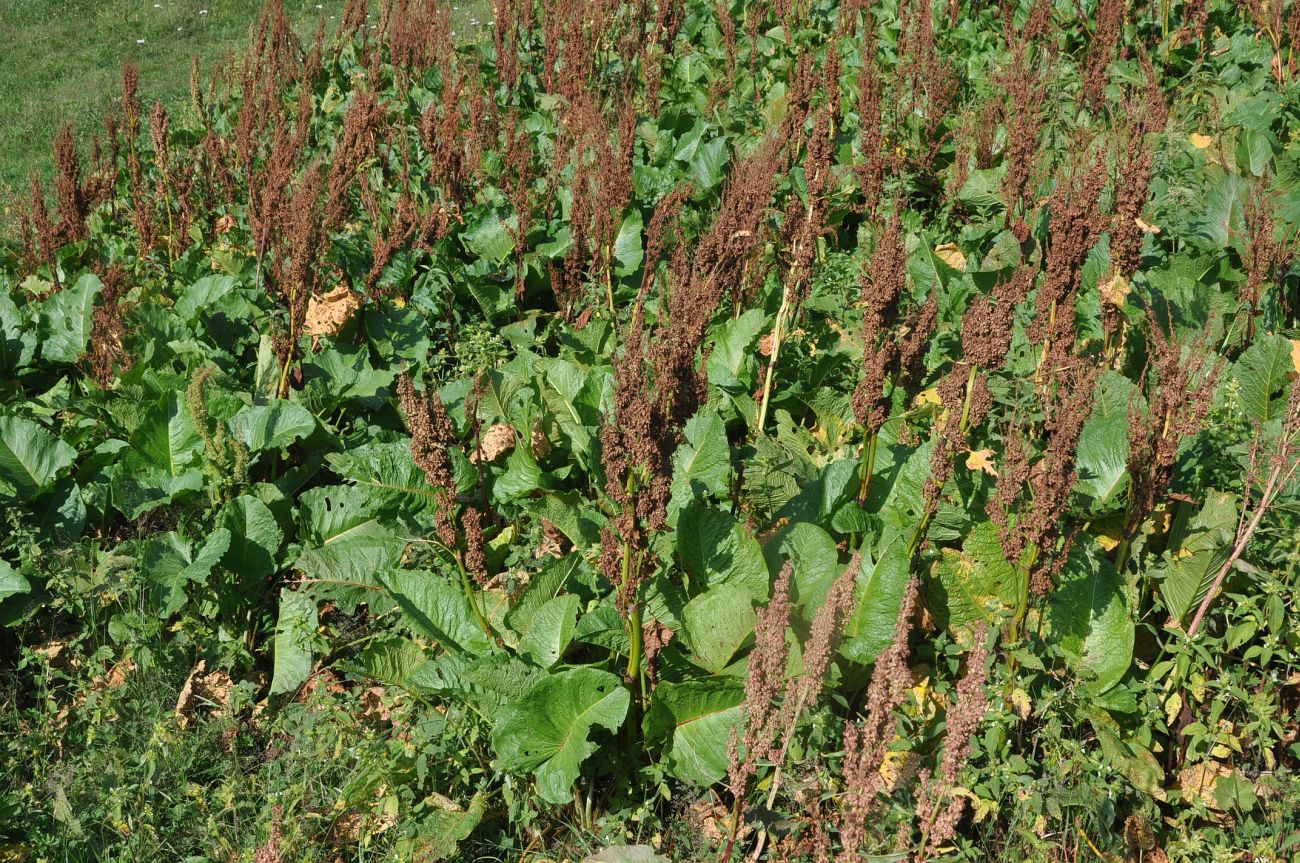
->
[1009, 687, 1032, 720]
[1290, 339, 1300, 375]
[1178, 761, 1233, 809]
[1134, 217, 1161, 234]
[878, 744, 914, 791]
[1189, 133, 1214, 149]
[1100, 274, 1131, 309]
[934, 242, 966, 271]
[965, 448, 998, 477]
[914, 387, 941, 407]
[1164, 692, 1182, 726]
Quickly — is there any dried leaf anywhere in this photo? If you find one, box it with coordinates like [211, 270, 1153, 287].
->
[965, 448, 998, 476]
[471, 423, 516, 464]
[303, 284, 361, 337]
[1100, 274, 1131, 309]
[934, 242, 966, 270]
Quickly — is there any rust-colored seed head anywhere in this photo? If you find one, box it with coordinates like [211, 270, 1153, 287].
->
[52, 124, 88, 243]
[1082, 0, 1126, 108]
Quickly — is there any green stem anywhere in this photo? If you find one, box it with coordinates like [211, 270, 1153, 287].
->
[958, 363, 978, 436]
[627, 601, 643, 692]
[457, 554, 495, 643]
[755, 287, 792, 435]
[857, 430, 878, 504]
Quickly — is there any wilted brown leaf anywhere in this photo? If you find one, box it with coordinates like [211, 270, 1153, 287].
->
[470, 423, 515, 464]
[303, 285, 361, 337]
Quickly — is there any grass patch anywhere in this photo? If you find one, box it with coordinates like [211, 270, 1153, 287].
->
[0, 0, 341, 209]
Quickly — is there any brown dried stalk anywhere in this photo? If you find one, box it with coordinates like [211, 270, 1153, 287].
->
[1109, 70, 1167, 279]
[1118, 315, 1223, 571]
[1082, 0, 1126, 108]
[915, 628, 991, 860]
[52, 125, 88, 244]
[835, 578, 920, 859]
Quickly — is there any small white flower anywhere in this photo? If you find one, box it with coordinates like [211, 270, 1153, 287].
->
[136, 38, 146, 44]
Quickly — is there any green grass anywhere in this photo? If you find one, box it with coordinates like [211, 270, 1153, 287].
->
[0, 0, 343, 211]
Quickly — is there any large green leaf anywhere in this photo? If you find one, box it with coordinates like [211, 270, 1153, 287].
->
[681, 584, 756, 674]
[0, 415, 77, 499]
[0, 292, 37, 371]
[296, 486, 406, 605]
[326, 440, 439, 514]
[689, 137, 730, 190]
[517, 593, 579, 669]
[270, 588, 318, 695]
[0, 560, 30, 603]
[492, 667, 629, 804]
[841, 529, 913, 664]
[39, 273, 102, 364]
[1156, 491, 1237, 626]
[1046, 537, 1134, 693]
[707, 309, 767, 391]
[643, 678, 744, 786]
[612, 208, 644, 277]
[1075, 372, 1137, 513]
[379, 569, 493, 655]
[928, 521, 1018, 634]
[141, 529, 232, 617]
[462, 210, 516, 264]
[675, 502, 768, 601]
[218, 495, 283, 580]
[130, 393, 202, 475]
[229, 400, 317, 452]
[669, 411, 731, 512]
[764, 522, 841, 612]
[1232, 334, 1293, 425]
[396, 794, 485, 861]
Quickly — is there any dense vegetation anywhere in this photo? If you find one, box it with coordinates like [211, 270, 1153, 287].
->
[2, 0, 1299, 860]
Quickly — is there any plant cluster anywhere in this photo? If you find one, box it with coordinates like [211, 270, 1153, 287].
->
[2, 0, 1300, 860]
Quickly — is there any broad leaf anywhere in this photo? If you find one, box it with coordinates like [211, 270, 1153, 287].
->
[681, 584, 756, 673]
[517, 593, 579, 669]
[270, 588, 318, 695]
[1233, 334, 1292, 425]
[0, 415, 77, 499]
[141, 529, 232, 617]
[675, 503, 768, 601]
[39, 273, 102, 364]
[841, 530, 913, 664]
[229, 400, 317, 452]
[218, 495, 283, 580]
[643, 678, 744, 786]
[0, 560, 30, 602]
[492, 667, 630, 804]
[379, 569, 493, 655]
[928, 521, 1018, 635]
[1075, 372, 1137, 512]
[1047, 537, 1134, 693]
[669, 411, 731, 513]
[1156, 491, 1237, 626]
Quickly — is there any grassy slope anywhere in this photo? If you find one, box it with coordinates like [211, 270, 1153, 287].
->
[0, 0, 343, 210]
